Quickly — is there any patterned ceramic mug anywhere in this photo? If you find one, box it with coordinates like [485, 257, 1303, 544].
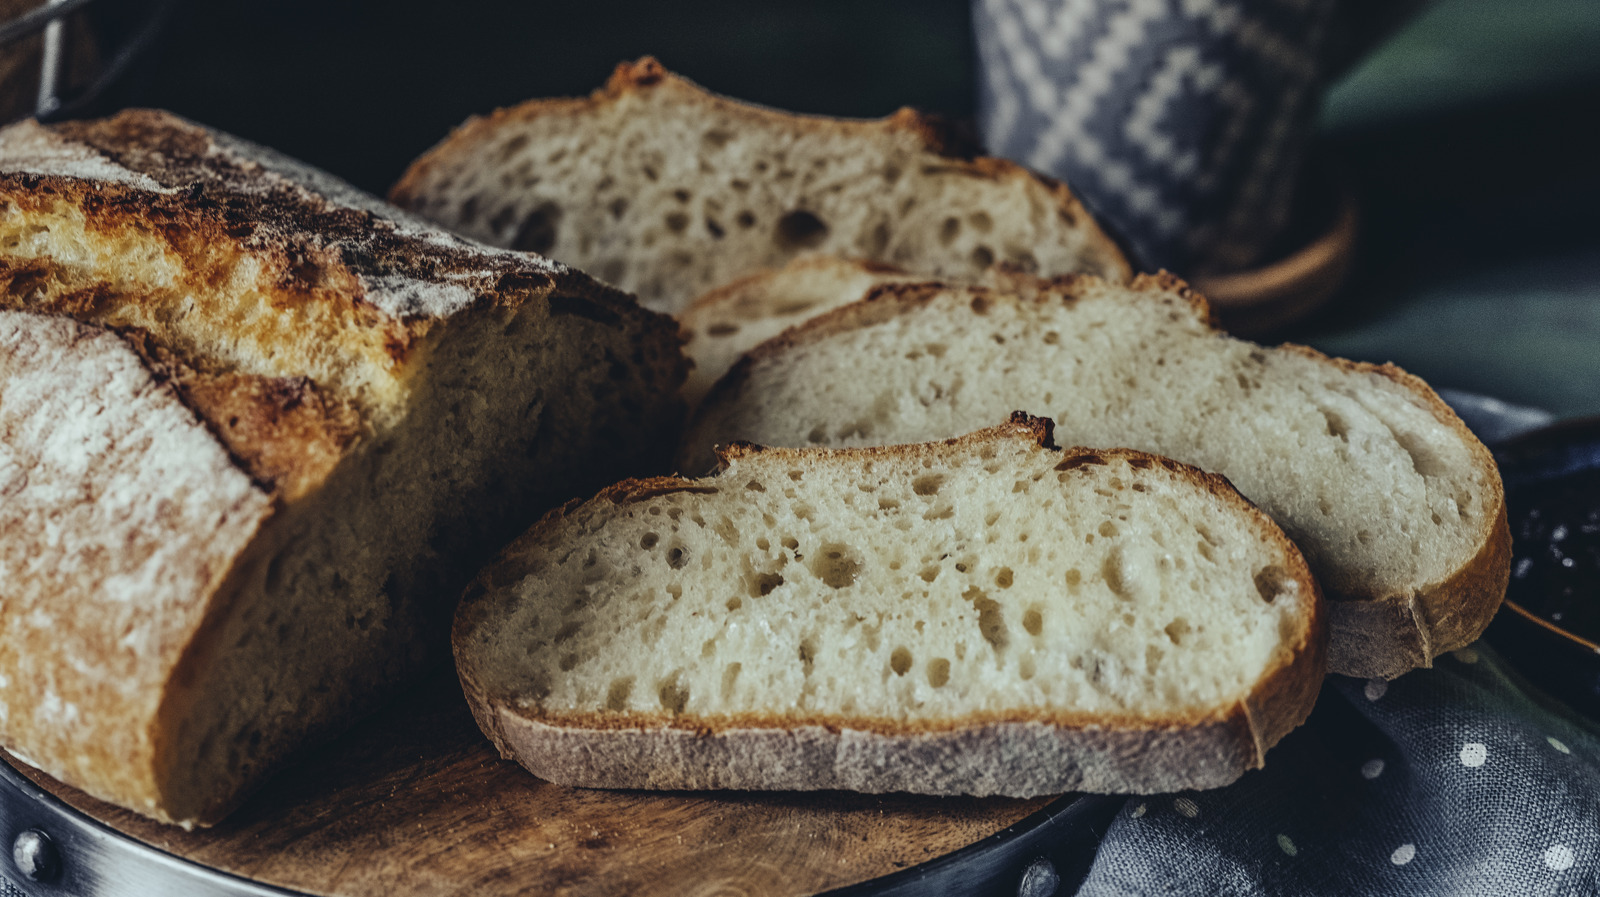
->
[974, 0, 1393, 275]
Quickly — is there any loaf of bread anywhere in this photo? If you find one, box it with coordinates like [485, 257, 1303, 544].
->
[0, 110, 686, 826]
[455, 415, 1324, 796]
[684, 275, 1509, 680]
[389, 57, 1130, 316]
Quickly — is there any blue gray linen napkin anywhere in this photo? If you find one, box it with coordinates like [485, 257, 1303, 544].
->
[1074, 644, 1600, 896]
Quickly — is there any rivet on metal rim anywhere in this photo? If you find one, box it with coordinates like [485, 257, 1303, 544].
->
[11, 829, 59, 882]
[1017, 856, 1060, 897]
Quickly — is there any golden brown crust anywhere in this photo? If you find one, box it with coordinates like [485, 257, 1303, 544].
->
[119, 331, 362, 503]
[455, 416, 1324, 795]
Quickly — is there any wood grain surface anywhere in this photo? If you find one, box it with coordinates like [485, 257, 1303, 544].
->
[11, 672, 1055, 896]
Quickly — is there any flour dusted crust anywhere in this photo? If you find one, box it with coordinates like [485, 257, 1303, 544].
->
[0, 110, 686, 825]
[685, 273, 1507, 680]
[390, 57, 1131, 315]
[456, 417, 1325, 796]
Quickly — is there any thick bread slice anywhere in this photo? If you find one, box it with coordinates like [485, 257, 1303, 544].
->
[0, 110, 686, 826]
[683, 275, 1509, 680]
[455, 415, 1325, 796]
[389, 57, 1130, 315]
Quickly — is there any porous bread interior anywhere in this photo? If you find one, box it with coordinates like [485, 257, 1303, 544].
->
[686, 282, 1495, 603]
[154, 297, 660, 824]
[680, 257, 921, 406]
[0, 195, 407, 422]
[399, 82, 1124, 314]
[0, 191, 672, 823]
[466, 439, 1309, 725]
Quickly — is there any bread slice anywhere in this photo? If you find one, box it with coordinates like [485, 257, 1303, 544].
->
[0, 110, 686, 826]
[389, 57, 1130, 316]
[678, 256, 1081, 407]
[455, 415, 1324, 796]
[683, 275, 1509, 680]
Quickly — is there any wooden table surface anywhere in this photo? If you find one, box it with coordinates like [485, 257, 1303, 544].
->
[12, 672, 1056, 896]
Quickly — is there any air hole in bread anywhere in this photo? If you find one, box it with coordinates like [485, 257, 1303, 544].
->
[735, 210, 756, 229]
[1197, 539, 1216, 563]
[1019, 655, 1036, 680]
[702, 129, 732, 149]
[781, 536, 799, 550]
[811, 543, 862, 589]
[1165, 617, 1191, 644]
[559, 652, 579, 671]
[927, 658, 951, 688]
[705, 217, 726, 239]
[512, 202, 562, 254]
[970, 245, 994, 268]
[806, 425, 827, 444]
[640, 532, 659, 550]
[995, 567, 1015, 588]
[664, 212, 689, 234]
[799, 637, 817, 676]
[658, 673, 689, 713]
[1099, 521, 1118, 538]
[912, 474, 945, 496]
[726, 596, 742, 612]
[922, 504, 954, 521]
[1321, 408, 1349, 441]
[1023, 606, 1044, 636]
[868, 221, 891, 255]
[775, 210, 828, 249]
[666, 584, 682, 599]
[751, 572, 785, 597]
[1145, 644, 1164, 674]
[964, 586, 1009, 654]
[604, 677, 634, 711]
[1253, 566, 1292, 603]
[890, 646, 913, 676]
[878, 497, 900, 511]
[984, 511, 1001, 527]
[919, 564, 940, 583]
[666, 546, 689, 569]
[701, 638, 718, 658]
[939, 217, 960, 246]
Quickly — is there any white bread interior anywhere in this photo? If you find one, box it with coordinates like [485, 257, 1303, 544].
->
[456, 417, 1324, 796]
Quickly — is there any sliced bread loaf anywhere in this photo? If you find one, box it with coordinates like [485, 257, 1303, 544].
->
[389, 57, 1130, 316]
[455, 415, 1324, 796]
[683, 275, 1509, 680]
[0, 111, 686, 826]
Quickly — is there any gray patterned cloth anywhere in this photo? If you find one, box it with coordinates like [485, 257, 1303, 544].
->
[973, 0, 1342, 273]
[1074, 644, 1600, 896]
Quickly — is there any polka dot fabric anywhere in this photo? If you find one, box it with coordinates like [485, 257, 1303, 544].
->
[1074, 644, 1599, 896]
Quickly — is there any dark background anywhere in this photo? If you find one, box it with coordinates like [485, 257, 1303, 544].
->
[78, 0, 1600, 417]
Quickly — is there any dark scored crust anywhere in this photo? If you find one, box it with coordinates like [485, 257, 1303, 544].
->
[682, 273, 1506, 679]
[454, 415, 1326, 796]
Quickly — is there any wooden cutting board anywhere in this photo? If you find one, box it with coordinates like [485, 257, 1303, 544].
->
[11, 672, 1056, 896]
